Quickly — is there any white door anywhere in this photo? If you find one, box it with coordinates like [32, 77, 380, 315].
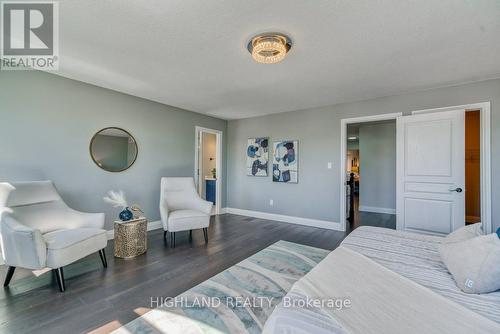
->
[396, 109, 465, 235]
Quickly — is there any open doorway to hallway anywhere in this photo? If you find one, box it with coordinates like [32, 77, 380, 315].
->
[346, 120, 397, 231]
[195, 127, 222, 215]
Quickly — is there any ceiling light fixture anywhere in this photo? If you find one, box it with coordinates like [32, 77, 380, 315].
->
[247, 33, 292, 64]
[348, 136, 358, 140]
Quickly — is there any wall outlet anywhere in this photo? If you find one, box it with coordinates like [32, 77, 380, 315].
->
[327, 162, 333, 169]
[269, 199, 274, 206]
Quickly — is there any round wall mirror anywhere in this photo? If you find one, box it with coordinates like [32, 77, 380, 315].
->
[90, 127, 138, 172]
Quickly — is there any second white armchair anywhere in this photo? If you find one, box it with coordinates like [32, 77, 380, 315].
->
[159, 177, 212, 247]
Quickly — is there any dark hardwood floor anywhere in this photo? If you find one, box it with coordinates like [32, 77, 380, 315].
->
[0, 212, 393, 334]
[349, 194, 396, 231]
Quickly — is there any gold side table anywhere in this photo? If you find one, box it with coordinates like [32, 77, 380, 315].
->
[114, 217, 148, 259]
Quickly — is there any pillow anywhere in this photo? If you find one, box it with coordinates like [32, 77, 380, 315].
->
[442, 223, 483, 244]
[439, 233, 500, 294]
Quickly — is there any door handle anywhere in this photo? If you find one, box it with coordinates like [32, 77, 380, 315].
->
[449, 187, 463, 193]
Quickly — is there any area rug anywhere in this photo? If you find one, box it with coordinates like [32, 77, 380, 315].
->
[114, 240, 329, 334]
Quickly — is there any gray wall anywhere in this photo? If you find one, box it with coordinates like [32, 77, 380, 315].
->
[0, 71, 227, 230]
[227, 78, 500, 231]
[359, 122, 396, 211]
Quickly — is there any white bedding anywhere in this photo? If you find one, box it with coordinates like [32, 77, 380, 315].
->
[342, 226, 500, 323]
[264, 227, 500, 334]
[265, 246, 500, 334]
[263, 291, 347, 334]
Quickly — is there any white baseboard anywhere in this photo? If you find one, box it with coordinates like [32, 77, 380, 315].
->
[358, 205, 396, 215]
[219, 207, 228, 214]
[106, 220, 162, 240]
[224, 207, 343, 231]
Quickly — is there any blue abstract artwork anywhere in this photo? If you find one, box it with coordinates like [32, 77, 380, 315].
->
[246, 138, 269, 176]
[273, 140, 298, 183]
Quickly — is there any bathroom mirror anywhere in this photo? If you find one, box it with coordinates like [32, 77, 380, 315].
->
[89, 127, 138, 172]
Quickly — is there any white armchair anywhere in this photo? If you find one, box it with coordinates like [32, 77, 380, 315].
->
[159, 177, 212, 247]
[0, 181, 108, 292]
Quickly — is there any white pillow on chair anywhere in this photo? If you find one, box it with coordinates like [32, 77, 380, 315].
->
[439, 233, 500, 294]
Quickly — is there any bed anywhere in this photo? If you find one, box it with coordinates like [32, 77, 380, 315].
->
[263, 226, 500, 334]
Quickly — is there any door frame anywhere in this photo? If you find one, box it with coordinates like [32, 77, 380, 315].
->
[339, 112, 403, 232]
[411, 102, 492, 234]
[194, 126, 223, 215]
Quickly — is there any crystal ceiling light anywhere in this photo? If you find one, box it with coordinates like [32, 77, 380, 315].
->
[247, 33, 292, 64]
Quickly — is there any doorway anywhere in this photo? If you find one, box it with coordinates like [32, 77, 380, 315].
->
[345, 120, 397, 231]
[194, 126, 222, 215]
[341, 104, 491, 235]
[465, 110, 481, 224]
[340, 113, 402, 232]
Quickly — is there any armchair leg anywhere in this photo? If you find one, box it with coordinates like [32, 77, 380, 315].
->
[203, 228, 208, 243]
[163, 230, 168, 244]
[3, 266, 16, 287]
[98, 249, 108, 268]
[172, 232, 176, 248]
[189, 230, 192, 242]
[53, 268, 65, 292]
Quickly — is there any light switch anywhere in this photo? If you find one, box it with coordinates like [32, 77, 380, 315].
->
[327, 162, 333, 169]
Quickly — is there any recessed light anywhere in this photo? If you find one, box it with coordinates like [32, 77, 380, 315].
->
[247, 33, 292, 64]
[348, 136, 358, 140]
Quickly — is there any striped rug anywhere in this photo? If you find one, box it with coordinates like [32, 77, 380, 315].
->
[114, 240, 329, 334]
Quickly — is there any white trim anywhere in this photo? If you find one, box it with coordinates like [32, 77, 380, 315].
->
[219, 207, 228, 214]
[358, 206, 396, 215]
[225, 207, 343, 231]
[396, 116, 404, 232]
[411, 102, 492, 234]
[411, 102, 490, 115]
[107, 220, 163, 240]
[340, 112, 402, 232]
[195, 126, 223, 215]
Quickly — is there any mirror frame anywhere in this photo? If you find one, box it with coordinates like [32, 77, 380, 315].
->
[89, 127, 138, 173]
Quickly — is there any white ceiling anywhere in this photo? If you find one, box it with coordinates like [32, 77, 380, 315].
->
[56, 1, 500, 119]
